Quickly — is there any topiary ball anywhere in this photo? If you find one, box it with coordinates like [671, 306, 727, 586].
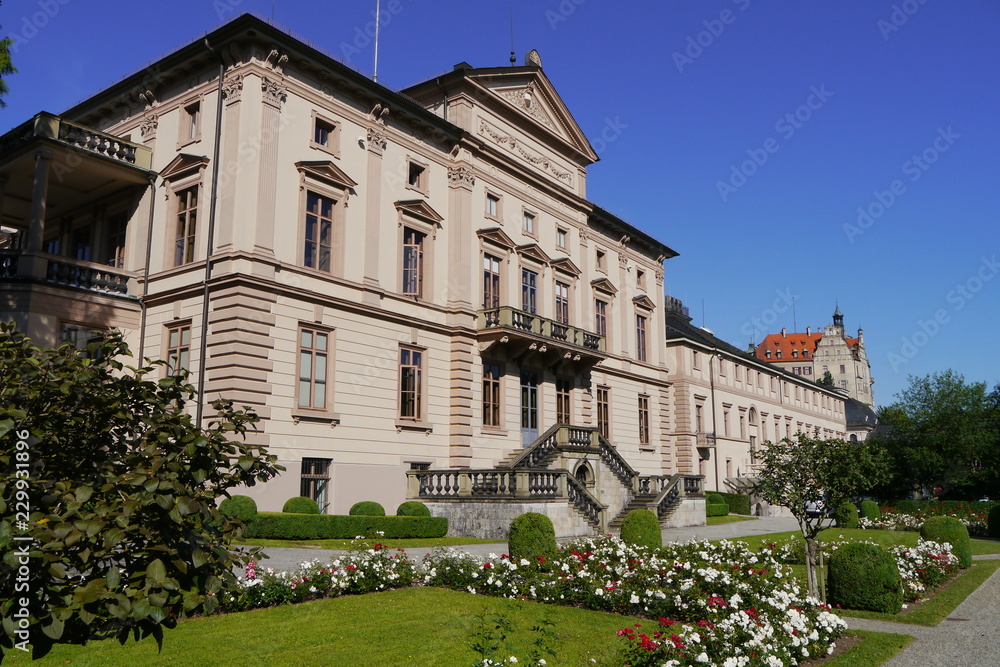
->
[283, 496, 320, 514]
[706, 503, 730, 517]
[508, 512, 557, 561]
[835, 502, 859, 528]
[619, 509, 662, 549]
[706, 492, 725, 506]
[921, 516, 972, 568]
[396, 501, 431, 517]
[860, 500, 881, 521]
[219, 495, 258, 522]
[828, 542, 903, 613]
[988, 505, 1000, 540]
[349, 501, 386, 516]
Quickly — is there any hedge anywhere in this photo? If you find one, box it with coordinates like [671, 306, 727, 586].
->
[989, 505, 1000, 540]
[349, 501, 386, 516]
[859, 499, 881, 521]
[282, 497, 320, 514]
[828, 543, 903, 613]
[396, 501, 431, 517]
[219, 495, 258, 522]
[719, 492, 751, 516]
[835, 502, 859, 528]
[890, 499, 996, 514]
[244, 512, 448, 540]
[921, 516, 972, 568]
[706, 503, 730, 517]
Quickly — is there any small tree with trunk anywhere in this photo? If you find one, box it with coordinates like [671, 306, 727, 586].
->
[753, 433, 887, 598]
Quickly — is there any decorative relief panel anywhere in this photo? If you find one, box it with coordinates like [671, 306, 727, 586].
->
[139, 114, 158, 140]
[447, 165, 475, 190]
[367, 127, 387, 155]
[497, 82, 552, 129]
[223, 73, 244, 104]
[261, 76, 287, 109]
[478, 119, 572, 186]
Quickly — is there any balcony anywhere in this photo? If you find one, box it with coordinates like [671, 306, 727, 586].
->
[477, 306, 606, 366]
[0, 249, 135, 297]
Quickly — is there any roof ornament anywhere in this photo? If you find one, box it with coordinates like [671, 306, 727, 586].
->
[525, 49, 542, 67]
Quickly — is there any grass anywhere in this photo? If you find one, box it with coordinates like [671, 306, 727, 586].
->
[706, 514, 757, 525]
[816, 630, 913, 667]
[239, 536, 501, 550]
[722, 527, 1000, 556]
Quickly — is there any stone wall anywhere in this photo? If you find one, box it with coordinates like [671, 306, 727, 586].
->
[425, 500, 599, 540]
[661, 497, 706, 529]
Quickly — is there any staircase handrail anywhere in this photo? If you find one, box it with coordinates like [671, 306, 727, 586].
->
[502, 423, 564, 468]
[651, 473, 684, 520]
[565, 474, 606, 529]
[595, 432, 637, 487]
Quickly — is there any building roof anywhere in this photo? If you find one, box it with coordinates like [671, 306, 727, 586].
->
[754, 331, 859, 362]
[844, 398, 877, 430]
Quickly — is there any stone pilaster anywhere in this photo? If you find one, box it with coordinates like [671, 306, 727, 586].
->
[448, 335, 475, 467]
[253, 75, 286, 256]
[446, 164, 474, 309]
[362, 125, 386, 300]
[216, 72, 244, 251]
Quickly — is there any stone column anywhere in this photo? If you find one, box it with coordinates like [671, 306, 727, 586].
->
[26, 150, 53, 252]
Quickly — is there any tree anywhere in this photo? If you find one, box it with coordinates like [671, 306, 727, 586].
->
[0, 324, 281, 660]
[816, 371, 835, 387]
[753, 434, 887, 598]
[0, 2, 16, 108]
[871, 370, 996, 499]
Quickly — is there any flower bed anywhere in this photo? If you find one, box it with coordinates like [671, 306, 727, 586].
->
[861, 508, 988, 536]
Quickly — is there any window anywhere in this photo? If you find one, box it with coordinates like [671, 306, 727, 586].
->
[597, 386, 610, 438]
[695, 404, 704, 433]
[399, 346, 424, 419]
[840, 364, 846, 374]
[483, 254, 501, 309]
[521, 268, 537, 314]
[72, 227, 92, 262]
[594, 299, 607, 337]
[166, 324, 191, 375]
[792, 349, 799, 358]
[556, 228, 567, 249]
[840, 380, 848, 390]
[638, 395, 650, 446]
[692, 350, 700, 370]
[776, 349, 782, 359]
[723, 408, 730, 436]
[402, 228, 425, 297]
[174, 186, 198, 266]
[406, 160, 427, 192]
[793, 367, 802, 375]
[595, 248, 606, 271]
[486, 193, 500, 218]
[636, 269, 645, 290]
[522, 210, 535, 236]
[300, 458, 331, 513]
[61, 324, 103, 358]
[183, 101, 201, 143]
[483, 363, 502, 428]
[555, 281, 570, 325]
[803, 367, 812, 376]
[740, 414, 746, 439]
[311, 114, 339, 155]
[106, 215, 127, 268]
[635, 314, 647, 362]
[297, 327, 329, 410]
[304, 192, 335, 272]
[556, 378, 572, 424]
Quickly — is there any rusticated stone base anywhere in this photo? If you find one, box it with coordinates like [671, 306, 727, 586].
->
[424, 500, 600, 540]
[661, 498, 706, 529]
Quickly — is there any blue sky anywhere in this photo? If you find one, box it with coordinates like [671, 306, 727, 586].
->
[3, 0, 998, 406]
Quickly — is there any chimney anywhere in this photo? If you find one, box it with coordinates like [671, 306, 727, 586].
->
[806, 326, 811, 335]
[781, 328, 786, 338]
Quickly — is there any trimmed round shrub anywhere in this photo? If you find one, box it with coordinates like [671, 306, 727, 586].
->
[860, 500, 881, 521]
[988, 505, 1000, 540]
[835, 501, 859, 528]
[706, 492, 725, 506]
[921, 516, 972, 568]
[828, 542, 903, 613]
[619, 509, 662, 549]
[282, 496, 320, 514]
[396, 501, 431, 517]
[508, 512, 557, 561]
[349, 501, 386, 516]
[706, 503, 730, 517]
[219, 495, 258, 522]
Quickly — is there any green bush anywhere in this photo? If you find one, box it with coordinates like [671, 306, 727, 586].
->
[349, 501, 386, 516]
[706, 503, 730, 517]
[706, 492, 725, 506]
[219, 495, 258, 522]
[894, 499, 919, 514]
[921, 516, 972, 568]
[835, 502, 859, 528]
[859, 500, 881, 521]
[619, 509, 662, 549]
[719, 492, 751, 515]
[508, 512, 557, 561]
[828, 542, 903, 613]
[396, 501, 431, 517]
[244, 512, 448, 539]
[989, 505, 1000, 539]
[282, 496, 320, 514]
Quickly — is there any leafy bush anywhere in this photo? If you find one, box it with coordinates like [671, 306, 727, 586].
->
[835, 501, 859, 528]
[989, 505, 1000, 539]
[706, 503, 730, 517]
[828, 543, 903, 613]
[619, 509, 661, 549]
[706, 492, 725, 506]
[396, 501, 431, 517]
[859, 499, 881, 521]
[921, 516, 971, 568]
[220, 495, 258, 522]
[349, 501, 386, 516]
[283, 496, 320, 514]
[244, 512, 448, 539]
[719, 492, 751, 515]
[508, 512, 557, 561]
[894, 499, 920, 514]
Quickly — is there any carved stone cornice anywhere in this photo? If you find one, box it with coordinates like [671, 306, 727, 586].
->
[367, 126, 387, 155]
[223, 73, 244, 104]
[447, 165, 475, 190]
[261, 76, 287, 109]
[478, 119, 572, 186]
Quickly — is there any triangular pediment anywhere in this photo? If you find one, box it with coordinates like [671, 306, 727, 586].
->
[633, 294, 657, 310]
[395, 199, 444, 224]
[467, 69, 599, 164]
[295, 160, 358, 190]
[590, 277, 618, 295]
[477, 227, 516, 250]
[550, 256, 581, 276]
[159, 153, 209, 181]
[516, 243, 552, 265]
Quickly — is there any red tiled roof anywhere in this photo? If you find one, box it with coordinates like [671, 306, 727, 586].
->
[755, 332, 859, 362]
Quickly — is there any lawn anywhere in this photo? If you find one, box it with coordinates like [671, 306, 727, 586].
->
[816, 630, 913, 667]
[706, 514, 756, 525]
[724, 527, 1000, 556]
[240, 536, 501, 550]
